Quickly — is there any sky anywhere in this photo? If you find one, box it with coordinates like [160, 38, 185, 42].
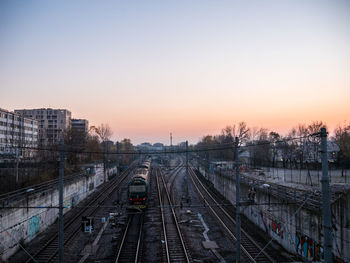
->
[1, 0, 349, 145]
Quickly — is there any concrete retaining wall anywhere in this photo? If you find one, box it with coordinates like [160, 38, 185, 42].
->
[199, 166, 350, 262]
[0, 165, 115, 262]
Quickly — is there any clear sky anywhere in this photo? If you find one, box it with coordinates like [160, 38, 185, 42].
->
[1, 0, 349, 145]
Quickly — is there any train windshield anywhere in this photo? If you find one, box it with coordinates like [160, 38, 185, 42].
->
[129, 185, 146, 193]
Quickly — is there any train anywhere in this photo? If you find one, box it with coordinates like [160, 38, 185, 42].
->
[127, 158, 151, 210]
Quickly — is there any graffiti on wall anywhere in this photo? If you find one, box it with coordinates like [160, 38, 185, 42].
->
[261, 210, 269, 233]
[256, 210, 285, 240]
[270, 220, 284, 239]
[4, 224, 25, 249]
[296, 231, 323, 262]
[63, 197, 72, 209]
[29, 215, 40, 238]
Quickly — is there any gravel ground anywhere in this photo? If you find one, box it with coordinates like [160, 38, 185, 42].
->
[175, 167, 236, 262]
[9, 157, 292, 263]
[141, 167, 163, 263]
[84, 184, 129, 263]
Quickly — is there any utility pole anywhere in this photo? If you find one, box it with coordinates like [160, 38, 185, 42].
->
[59, 140, 65, 263]
[103, 143, 108, 183]
[15, 149, 19, 184]
[235, 137, 241, 263]
[170, 133, 173, 159]
[116, 141, 119, 177]
[320, 128, 332, 262]
[186, 141, 189, 200]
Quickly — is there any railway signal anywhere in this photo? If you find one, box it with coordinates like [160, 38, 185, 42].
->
[81, 216, 94, 233]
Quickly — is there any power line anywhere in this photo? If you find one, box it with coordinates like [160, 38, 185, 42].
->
[3, 134, 318, 155]
[0, 201, 300, 210]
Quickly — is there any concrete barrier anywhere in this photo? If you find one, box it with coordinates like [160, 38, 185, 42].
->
[198, 165, 350, 262]
[0, 166, 115, 262]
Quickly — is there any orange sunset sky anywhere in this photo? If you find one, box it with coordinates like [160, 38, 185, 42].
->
[1, 1, 349, 144]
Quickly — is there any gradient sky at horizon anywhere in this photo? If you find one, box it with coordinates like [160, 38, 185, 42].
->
[1, 0, 349, 145]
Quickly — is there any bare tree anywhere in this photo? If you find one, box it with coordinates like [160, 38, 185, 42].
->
[119, 139, 136, 168]
[233, 122, 250, 145]
[306, 121, 327, 164]
[90, 124, 113, 182]
[247, 127, 271, 167]
[334, 123, 350, 170]
[64, 127, 88, 166]
[269, 131, 280, 167]
[295, 124, 308, 168]
[307, 121, 326, 135]
[90, 124, 112, 143]
[249, 126, 260, 142]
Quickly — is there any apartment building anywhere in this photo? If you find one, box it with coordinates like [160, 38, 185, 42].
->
[0, 108, 38, 158]
[71, 119, 89, 133]
[15, 108, 71, 145]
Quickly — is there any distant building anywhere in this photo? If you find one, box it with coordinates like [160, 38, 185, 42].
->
[178, 142, 187, 147]
[138, 143, 152, 151]
[135, 142, 167, 152]
[15, 108, 71, 145]
[71, 119, 89, 133]
[0, 108, 38, 158]
[153, 143, 164, 151]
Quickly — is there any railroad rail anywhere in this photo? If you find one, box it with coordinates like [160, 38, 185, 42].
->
[115, 213, 144, 263]
[166, 158, 184, 204]
[188, 166, 278, 263]
[22, 164, 136, 263]
[155, 168, 191, 263]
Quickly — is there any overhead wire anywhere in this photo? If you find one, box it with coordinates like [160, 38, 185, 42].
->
[3, 134, 318, 155]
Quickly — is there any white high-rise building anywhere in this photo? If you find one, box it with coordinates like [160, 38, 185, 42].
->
[0, 108, 38, 158]
[71, 119, 89, 133]
[15, 108, 71, 145]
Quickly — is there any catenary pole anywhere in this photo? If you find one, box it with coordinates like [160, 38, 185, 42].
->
[103, 144, 106, 183]
[16, 149, 19, 184]
[58, 140, 64, 263]
[320, 128, 332, 262]
[170, 132, 172, 147]
[116, 141, 119, 177]
[186, 141, 189, 200]
[170, 132, 173, 158]
[235, 137, 241, 263]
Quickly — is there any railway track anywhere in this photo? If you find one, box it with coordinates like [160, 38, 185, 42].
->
[115, 213, 144, 263]
[188, 166, 278, 263]
[22, 164, 136, 263]
[155, 168, 191, 263]
[166, 159, 184, 204]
